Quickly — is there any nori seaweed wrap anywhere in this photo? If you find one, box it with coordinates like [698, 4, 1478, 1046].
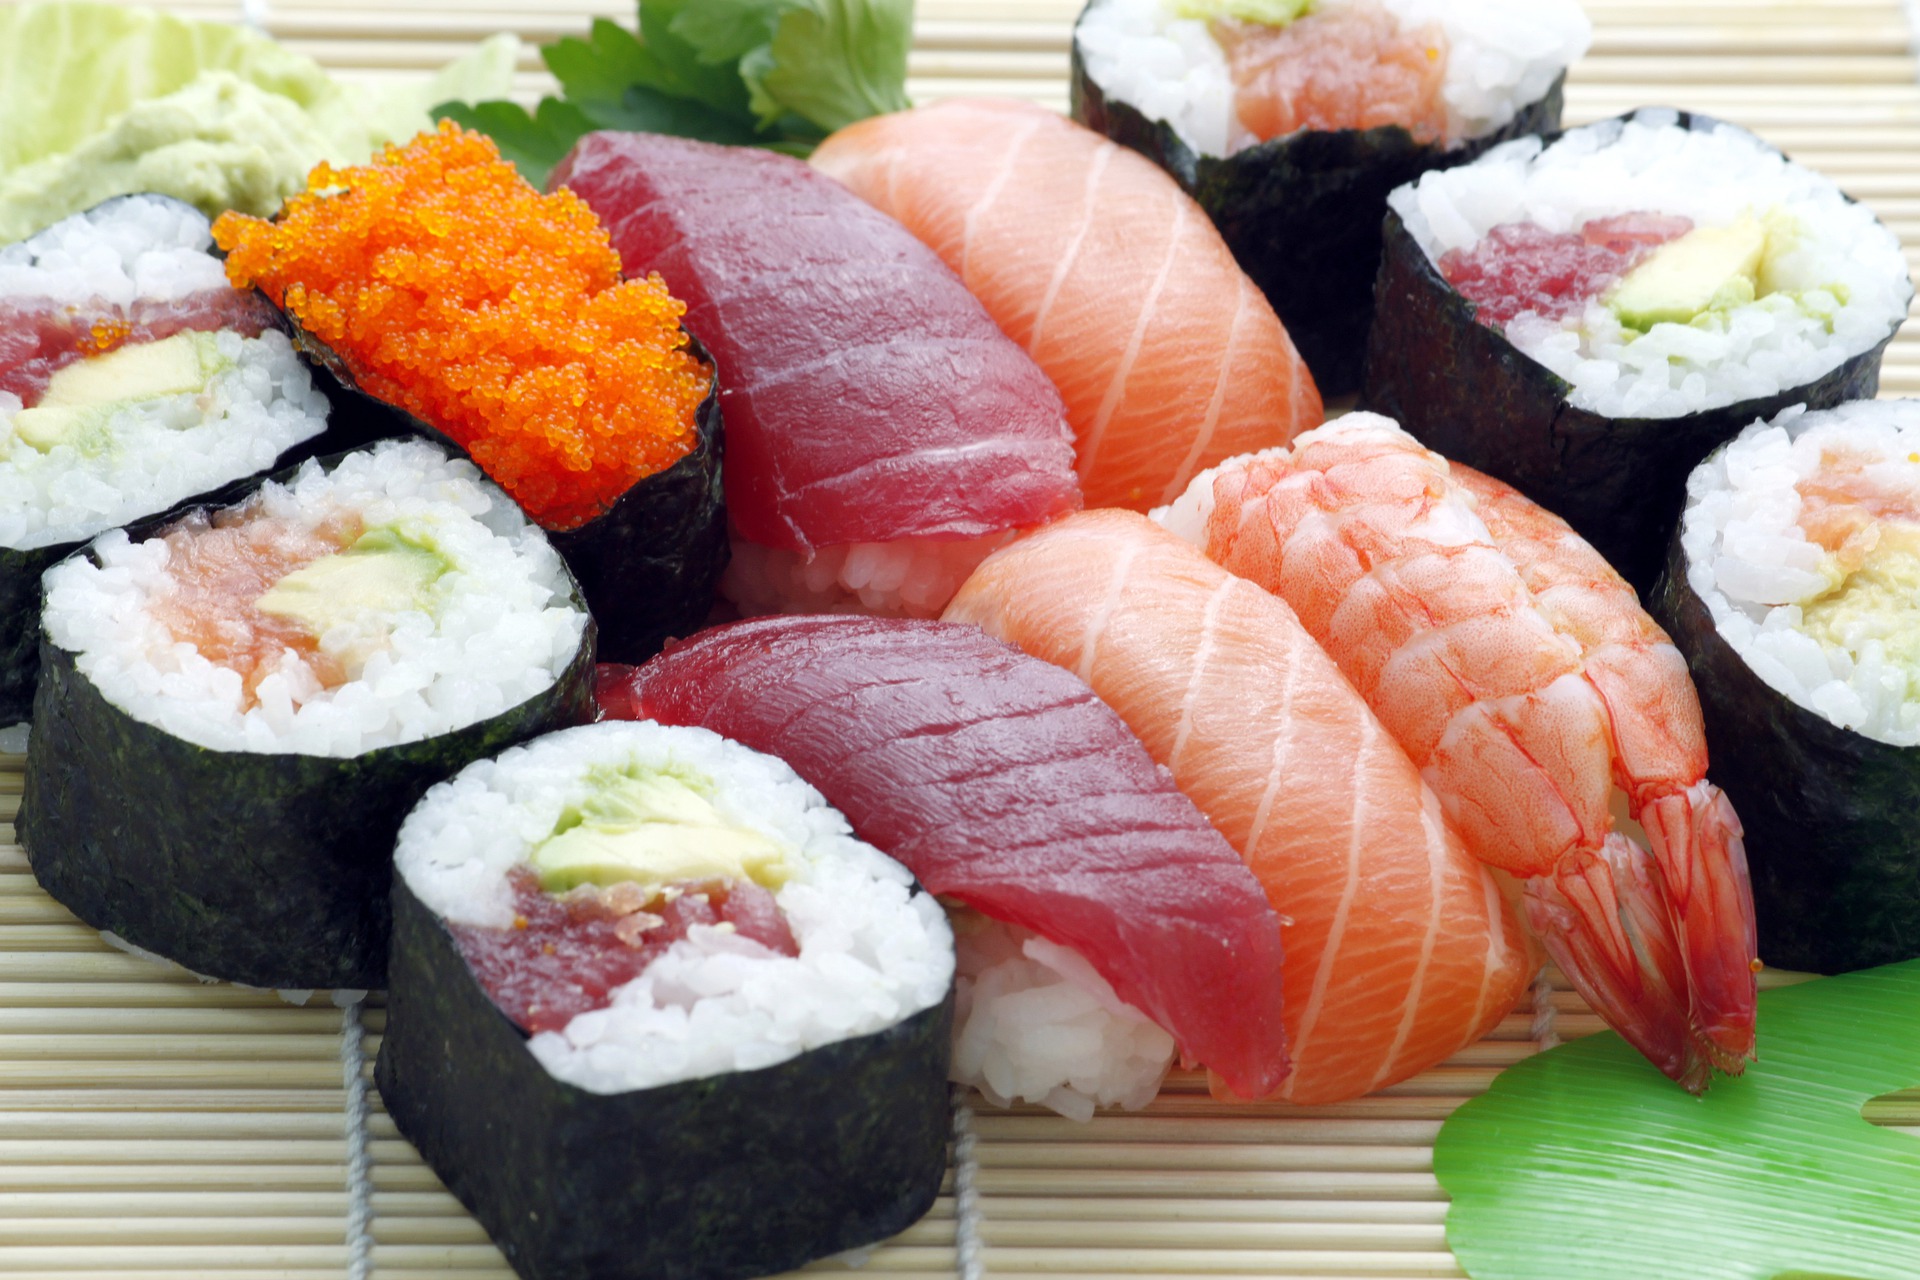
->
[1650, 402, 1920, 973]
[1361, 109, 1910, 593]
[1070, 0, 1586, 394]
[0, 194, 356, 726]
[378, 721, 956, 1280]
[212, 124, 727, 665]
[18, 440, 597, 988]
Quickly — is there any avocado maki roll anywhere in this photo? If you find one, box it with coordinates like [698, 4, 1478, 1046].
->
[213, 123, 725, 664]
[1072, 0, 1589, 393]
[1363, 109, 1911, 592]
[0, 194, 340, 734]
[19, 438, 596, 988]
[1651, 400, 1920, 973]
[377, 720, 956, 1280]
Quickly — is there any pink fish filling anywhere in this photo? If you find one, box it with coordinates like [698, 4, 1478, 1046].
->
[451, 868, 799, 1035]
[0, 289, 282, 406]
[1438, 212, 1694, 329]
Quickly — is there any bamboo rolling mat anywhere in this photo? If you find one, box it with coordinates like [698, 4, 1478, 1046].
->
[1, 0, 1918, 1276]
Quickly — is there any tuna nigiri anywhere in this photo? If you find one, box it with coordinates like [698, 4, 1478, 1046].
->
[944, 511, 1531, 1104]
[549, 132, 1081, 618]
[1155, 416, 1758, 1090]
[597, 616, 1289, 1114]
[811, 99, 1322, 512]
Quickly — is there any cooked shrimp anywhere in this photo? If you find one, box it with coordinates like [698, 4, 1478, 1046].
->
[1156, 413, 1758, 1090]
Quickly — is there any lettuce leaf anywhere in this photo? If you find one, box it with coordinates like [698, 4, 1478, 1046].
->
[436, 0, 913, 183]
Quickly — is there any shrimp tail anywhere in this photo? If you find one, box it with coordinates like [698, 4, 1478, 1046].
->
[1639, 781, 1759, 1074]
[1525, 837, 1710, 1092]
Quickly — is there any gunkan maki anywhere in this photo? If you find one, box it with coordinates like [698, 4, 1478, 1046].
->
[213, 123, 726, 664]
[19, 438, 596, 988]
[1362, 109, 1911, 592]
[1651, 400, 1920, 974]
[377, 720, 956, 1280]
[1072, 0, 1589, 393]
[0, 194, 340, 735]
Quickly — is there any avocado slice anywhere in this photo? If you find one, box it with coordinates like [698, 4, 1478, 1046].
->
[530, 765, 792, 895]
[1171, 0, 1314, 24]
[1608, 215, 1768, 330]
[10, 331, 228, 452]
[255, 524, 452, 633]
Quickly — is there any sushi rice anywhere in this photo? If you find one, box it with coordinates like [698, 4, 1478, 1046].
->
[721, 532, 1014, 618]
[1679, 400, 1920, 746]
[42, 439, 587, 757]
[1, 197, 329, 553]
[1391, 111, 1912, 421]
[1076, 0, 1590, 159]
[394, 720, 955, 1095]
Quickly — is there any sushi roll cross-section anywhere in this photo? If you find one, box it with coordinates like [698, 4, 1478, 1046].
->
[549, 130, 1081, 622]
[599, 615, 1290, 1116]
[19, 439, 596, 988]
[1653, 400, 1920, 974]
[1363, 109, 1911, 591]
[1071, 0, 1590, 393]
[213, 123, 724, 663]
[377, 720, 955, 1280]
[0, 194, 337, 730]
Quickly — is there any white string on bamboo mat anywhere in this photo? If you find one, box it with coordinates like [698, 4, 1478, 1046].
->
[339, 998, 374, 1280]
[1530, 968, 1561, 1054]
[950, 1085, 985, 1280]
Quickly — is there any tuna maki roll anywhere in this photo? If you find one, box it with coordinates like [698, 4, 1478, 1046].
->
[213, 124, 724, 664]
[19, 438, 596, 988]
[1651, 400, 1920, 973]
[0, 194, 337, 732]
[1073, 0, 1589, 393]
[377, 720, 955, 1280]
[1363, 109, 1911, 591]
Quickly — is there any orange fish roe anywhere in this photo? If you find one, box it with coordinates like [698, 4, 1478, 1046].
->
[148, 504, 363, 707]
[213, 122, 709, 531]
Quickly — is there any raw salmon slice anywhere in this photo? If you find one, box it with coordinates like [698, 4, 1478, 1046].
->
[944, 510, 1529, 1104]
[599, 615, 1289, 1100]
[812, 99, 1322, 513]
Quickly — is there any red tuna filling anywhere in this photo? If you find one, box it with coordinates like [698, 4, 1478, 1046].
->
[1438, 212, 1694, 329]
[0, 289, 282, 406]
[451, 867, 800, 1035]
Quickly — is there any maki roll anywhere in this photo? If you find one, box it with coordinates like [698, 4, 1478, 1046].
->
[1072, 0, 1589, 393]
[1652, 400, 1920, 973]
[19, 438, 596, 988]
[0, 194, 336, 732]
[213, 124, 723, 664]
[1363, 109, 1911, 592]
[377, 720, 955, 1280]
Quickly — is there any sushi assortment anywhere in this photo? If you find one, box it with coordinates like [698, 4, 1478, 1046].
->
[3, 2, 1918, 1277]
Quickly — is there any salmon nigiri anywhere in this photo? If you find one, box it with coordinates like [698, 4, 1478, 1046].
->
[944, 510, 1530, 1104]
[812, 99, 1323, 513]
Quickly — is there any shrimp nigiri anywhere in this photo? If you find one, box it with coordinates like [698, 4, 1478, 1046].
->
[944, 509, 1532, 1105]
[1156, 414, 1758, 1089]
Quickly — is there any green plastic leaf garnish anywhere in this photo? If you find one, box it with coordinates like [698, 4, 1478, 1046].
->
[435, 0, 912, 183]
[1437, 961, 1920, 1280]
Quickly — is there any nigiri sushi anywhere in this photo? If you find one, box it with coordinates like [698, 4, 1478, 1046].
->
[1156, 415, 1759, 1090]
[944, 510, 1531, 1104]
[597, 616, 1289, 1115]
[811, 98, 1323, 513]
[548, 131, 1081, 620]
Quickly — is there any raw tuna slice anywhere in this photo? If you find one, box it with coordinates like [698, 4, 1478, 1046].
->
[598, 615, 1289, 1103]
[548, 133, 1081, 618]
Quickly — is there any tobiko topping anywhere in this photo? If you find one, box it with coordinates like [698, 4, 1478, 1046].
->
[1439, 212, 1693, 329]
[213, 122, 710, 531]
[451, 867, 800, 1034]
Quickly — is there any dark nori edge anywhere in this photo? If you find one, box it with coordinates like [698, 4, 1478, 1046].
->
[1069, 17, 1565, 396]
[1650, 522, 1920, 974]
[283, 314, 728, 665]
[1359, 109, 1907, 595]
[15, 449, 600, 989]
[376, 876, 955, 1280]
